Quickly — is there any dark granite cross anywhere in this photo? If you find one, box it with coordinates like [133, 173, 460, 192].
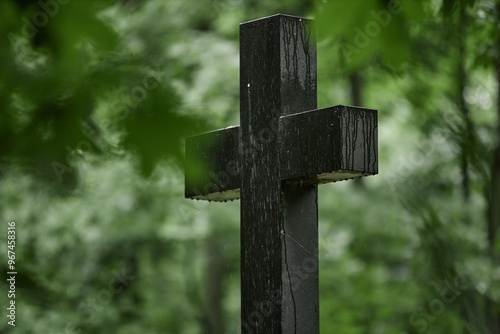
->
[185, 14, 378, 333]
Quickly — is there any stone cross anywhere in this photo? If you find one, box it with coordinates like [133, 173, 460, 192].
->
[185, 14, 378, 334]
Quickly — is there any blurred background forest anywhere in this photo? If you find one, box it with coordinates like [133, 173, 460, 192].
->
[0, 0, 499, 333]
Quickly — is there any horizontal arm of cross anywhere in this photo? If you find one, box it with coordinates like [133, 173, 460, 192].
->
[185, 125, 241, 201]
[185, 105, 378, 201]
[280, 105, 378, 183]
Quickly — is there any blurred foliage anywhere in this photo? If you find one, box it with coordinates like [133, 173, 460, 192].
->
[0, 0, 499, 333]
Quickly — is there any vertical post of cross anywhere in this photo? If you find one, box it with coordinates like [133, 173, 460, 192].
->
[240, 14, 319, 333]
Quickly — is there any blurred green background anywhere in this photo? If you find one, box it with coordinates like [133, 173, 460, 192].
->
[0, 0, 499, 333]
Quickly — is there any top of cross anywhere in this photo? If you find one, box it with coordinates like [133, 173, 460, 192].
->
[185, 14, 378, 201]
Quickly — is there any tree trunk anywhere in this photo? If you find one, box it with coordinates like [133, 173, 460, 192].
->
[350, 71, 363, 108]
[205, 234, 225, 333]
[485, 3, 500, 331]
[458, 2, 471, 203]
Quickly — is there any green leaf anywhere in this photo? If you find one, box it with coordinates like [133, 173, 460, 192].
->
[440, 0, 458, 16]
[121, 85, 202, 176]
[315, 0, 413, 69]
